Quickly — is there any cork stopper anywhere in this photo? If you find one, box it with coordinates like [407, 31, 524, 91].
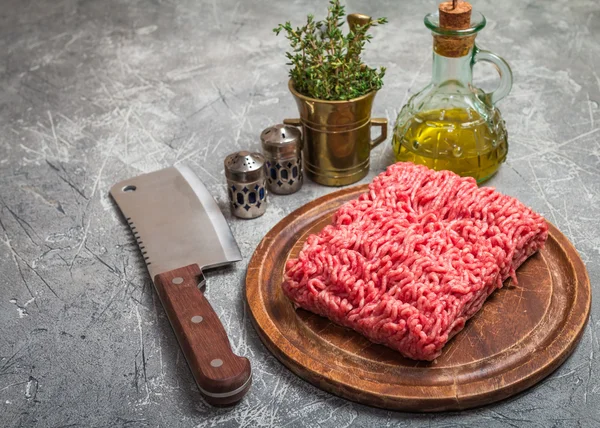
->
[439, 0, 472, 29]
[434, 0, 475, 58]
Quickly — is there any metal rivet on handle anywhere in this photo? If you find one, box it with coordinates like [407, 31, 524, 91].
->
[191, 316, 203, 324]
[210, 359, 223, 368]
[172, 277, 184, 285]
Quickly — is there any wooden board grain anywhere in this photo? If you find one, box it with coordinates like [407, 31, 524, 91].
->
[245, 185, 591, 411]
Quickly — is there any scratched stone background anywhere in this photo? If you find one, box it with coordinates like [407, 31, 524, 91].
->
[0, 0, 598, 426]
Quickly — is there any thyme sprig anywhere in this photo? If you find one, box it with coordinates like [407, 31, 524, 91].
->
[274, 0, 387, 101]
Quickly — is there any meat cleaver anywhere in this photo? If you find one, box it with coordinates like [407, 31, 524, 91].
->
[110, 164, 251, 405]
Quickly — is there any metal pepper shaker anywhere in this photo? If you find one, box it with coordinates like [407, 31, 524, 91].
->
[260, 124, 303, 195]
[224, 151, 267, 219]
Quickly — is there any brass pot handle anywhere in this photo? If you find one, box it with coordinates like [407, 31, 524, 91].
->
[283, 118, 302, 139]
[370, 118, 388, 149]
[283, 118, 301, 126]
[283, 118, 304, 145]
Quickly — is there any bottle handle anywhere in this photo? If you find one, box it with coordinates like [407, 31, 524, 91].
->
[473, 46, 513, 106]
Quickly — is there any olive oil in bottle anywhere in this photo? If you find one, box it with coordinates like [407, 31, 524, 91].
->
[392, 107, 508, 182]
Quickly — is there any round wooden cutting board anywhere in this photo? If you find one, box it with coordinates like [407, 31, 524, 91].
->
[246, 185, 591, 411]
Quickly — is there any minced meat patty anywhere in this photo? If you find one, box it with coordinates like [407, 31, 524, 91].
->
[283, 162, 548, 361]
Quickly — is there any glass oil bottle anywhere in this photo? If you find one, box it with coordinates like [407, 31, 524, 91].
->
[392, 1, 513, 183]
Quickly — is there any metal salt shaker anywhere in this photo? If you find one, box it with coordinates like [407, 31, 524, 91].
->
[260, 124, 303, 195]
[224, 151, 267, 219]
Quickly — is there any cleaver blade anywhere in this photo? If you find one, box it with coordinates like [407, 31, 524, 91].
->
[110, 164, 241, 279]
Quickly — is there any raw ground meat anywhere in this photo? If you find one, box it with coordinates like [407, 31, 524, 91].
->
[283, 162, 548, 361]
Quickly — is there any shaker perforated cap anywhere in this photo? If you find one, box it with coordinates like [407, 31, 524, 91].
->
[224, 151, 265, 182]
[260, 124, 302, 158]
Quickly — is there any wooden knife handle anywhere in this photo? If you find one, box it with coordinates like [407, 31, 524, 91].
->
[153, 264, 251, 406]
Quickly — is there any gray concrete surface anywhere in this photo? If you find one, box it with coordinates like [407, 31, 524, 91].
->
[1, 0, 599, 426]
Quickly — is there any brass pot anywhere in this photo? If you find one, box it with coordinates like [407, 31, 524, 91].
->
[284, 81, 387, 187]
